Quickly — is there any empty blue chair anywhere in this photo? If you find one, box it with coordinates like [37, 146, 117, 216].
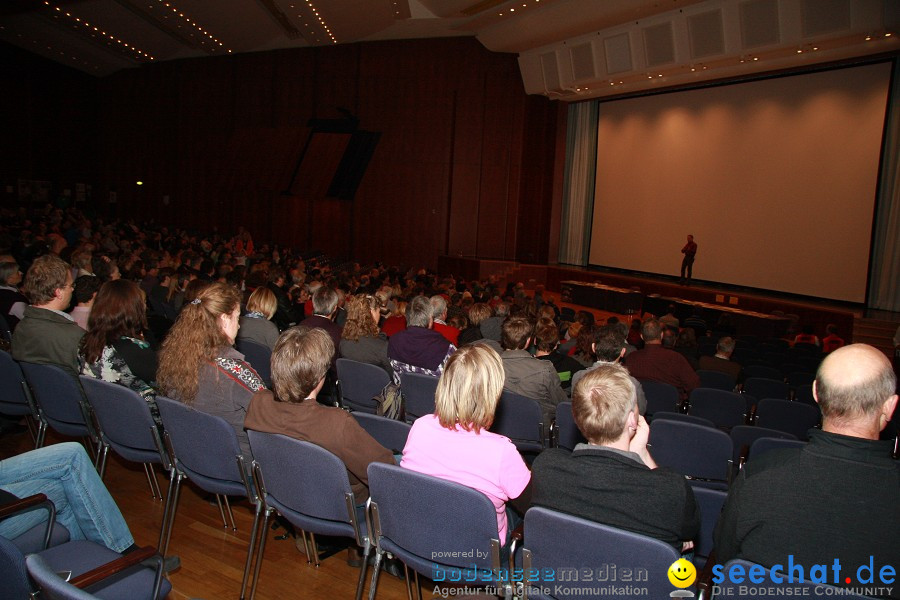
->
[793, 383, 816, 407]
[491, 390, 544, 453]
[0, 350, 41, 444]
[652, 411, 715, 428]
[247, 431, 371, 600]
[649, 420, 732, 488]
[552, 401, 586, 451]
[352, 412, 411, 454]
[154, 396, 258, 598]
[638, 380, 680, 416]
[79, 377, 167, 500]
[234, 339, 272, 388]
[688, 388, 747, 429]
[786, 371, 815, 388]
[696, 369, 736, 391]
[337, 358, 389, 414]
[743, 365, 782, 381]
[730, 425, 798, 465]
[20, 362, 98, 455]
[755, 398, 820, 440]
[25, 548, 167, 600]
[366, 462, 512, 600]
[714, 559, 875, 598]
[748, 436, 807, 460]
[399, 371, 439, 421]
[743, 377, 790, 401]
[690, 485, 727, 569]
[521, 506, 680, 600]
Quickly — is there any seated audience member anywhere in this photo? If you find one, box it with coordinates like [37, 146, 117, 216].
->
[157, 282, 266, 462]
[500, 316, 567, 426]
[11, 254, 85, 377]
[658, 304, 680, 329]
[339, 293, 392, 376]
[401, 344, 531, 544]
[534, 318, 585, 392]
[237, 286, 279, 351]
[479, 302, 509, 343]
[299, 285, 343, 366]
[387, 295, 455, 382]
[674, 327, 700, 371]
[80, 280, 159, 413]
[267, 266, 300, 331]
[571, 325, 647, 414]
[0, 260, 27, 332]
[682, 308, 708, 338]
[70, 274, 101, 330]
[531, 364, 699, 551]
[380, 300, 407, 338]
[698, 336, 742, 383]
[625, 319, 700, 401]
[793, 324, 820, 347]
[0, 442, 136, 554]
[457, 303, 501, 351]
[244, 326, 395, 502]
[626, 319, 644, 350]
[430, 294, 460, 345]
[571, 324, 596, 367]
[714, 344, 898, 596]
[821, 323, 845, 354]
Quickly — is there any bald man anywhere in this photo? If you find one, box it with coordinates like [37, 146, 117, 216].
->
[714, 344, 899, 598]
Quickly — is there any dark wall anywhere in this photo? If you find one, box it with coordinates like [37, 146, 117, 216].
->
[91, 37, 561, 268]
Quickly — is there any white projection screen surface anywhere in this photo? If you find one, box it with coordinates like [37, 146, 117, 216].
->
[588, 62, 891, 303]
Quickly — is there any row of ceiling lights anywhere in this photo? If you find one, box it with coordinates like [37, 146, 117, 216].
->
[499, 0, 541, 17]
[43, 1, 154, 61]
[153, 0, 231, 53]
[288, 1, 337, 44]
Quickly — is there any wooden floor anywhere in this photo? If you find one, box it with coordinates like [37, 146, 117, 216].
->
[0, 429, 419, 600]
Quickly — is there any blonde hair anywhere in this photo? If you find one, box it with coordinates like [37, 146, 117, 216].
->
[157, 282, 241, 405]
[246, 286, 277, 320]
[572, 363, 637, 445]
[271, 326, 333, 402]
[341, 294, 380, 342]
[434, 343, 503, 433]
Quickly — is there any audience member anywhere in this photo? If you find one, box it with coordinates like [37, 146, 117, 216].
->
[157, 282, 265, 462]
[0, 260, 27, 332]
[531, 364, 699, 551]
[480, 302, 509, 343]
[500, 316, 567, 426]
[70, 274, 101, 330]
[698, 336, 742, 383]
[401, 344, 530, 544]
[659, 304, 680, 329]
[387, 295, 455, 382]
[430, 294, 460, 345]
[793, 324, 820, 347]
[11, 254, 84, 377]
[571, 325, 647, 414]
[244, 326, 394, 502]
[714, 344, 898, 596]
[380, 299, 407, 338]
[533, 317, 584, 392]
[237, 286, 279, 350]
[339, 293, 391, 376]
[625, 319, 700, 400]
[821, 323, 845, 354]
[299, 285, 343, 366]
[673, 327, 700, 370]
[267, 266, 299, 331]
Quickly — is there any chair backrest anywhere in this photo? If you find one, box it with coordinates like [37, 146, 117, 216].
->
[755, 398, 820, 440]
[0, 533, 32, 599]
[651, 411, 715, 428]
[743, 364, 783, 381]
[748, 436, 807, 460]
[0, 350, 37, 417]
[638, 380, 679, 416]
[491, 390, 544, 452]
[351, 412, 411, 454]
[398, 371, 438, 421]
[79, 377, 166, 466]
[743, 377, 790, 401]
[248, 431, 355, 525]
[337, 358, 389, 414]
[20, 362, 93, 437]
[553, 401, 586, 451]
[688, 388, 746, 429]
[648, 419, 732, 482]
[793, 383, 815, 407]
[714, 559, 876, 599]
[367, 462, 499, 577]
[691, 485, 727, 562]
[25, 549, 169, 600]
[729, 425, 798, 463]
[786, 371, 815, 388]
[522, 506, 680, 600]
[696, 369, 736, 391]
[154, 396, 245, 484]
[234, 339, 272, 387]
[25, 552, 98, 600]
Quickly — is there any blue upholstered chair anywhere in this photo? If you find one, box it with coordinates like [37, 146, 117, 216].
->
[337, 358, 390, 414]
[399, 371, 439, 422]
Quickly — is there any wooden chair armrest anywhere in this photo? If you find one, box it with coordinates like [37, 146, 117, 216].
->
[507, 523, 525, 574]
[70, 546, 159, 589]
[738, 444, 750, 469]
[0, 493, 49, 519]
[696, 549, 718, 599]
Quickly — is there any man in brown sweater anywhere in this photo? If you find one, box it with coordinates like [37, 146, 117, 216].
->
[244, 326, 395, 502]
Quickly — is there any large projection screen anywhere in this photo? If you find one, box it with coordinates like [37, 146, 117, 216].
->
[588, 63, 891, 303]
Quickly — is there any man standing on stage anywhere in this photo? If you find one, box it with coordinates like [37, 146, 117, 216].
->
[680, 234, 697, 285]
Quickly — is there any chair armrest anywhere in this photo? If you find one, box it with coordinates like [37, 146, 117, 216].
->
[738, 444, 750, 469]
[70, 546, 158, 589]
[548, 418, 558, 448]
[0, 493, 49, 519]
[507, 523, 524, 574]
[696, 549, 718, 600]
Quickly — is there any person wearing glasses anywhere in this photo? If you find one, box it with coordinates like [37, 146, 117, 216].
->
[11, 254, 85, 377]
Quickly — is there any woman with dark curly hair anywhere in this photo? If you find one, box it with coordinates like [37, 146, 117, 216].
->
[157, 282, 265, 461]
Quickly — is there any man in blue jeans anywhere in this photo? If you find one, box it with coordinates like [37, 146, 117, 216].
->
[0, 442, 134, 553]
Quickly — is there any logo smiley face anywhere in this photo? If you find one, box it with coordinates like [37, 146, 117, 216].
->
[667, 558, 697, 588]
